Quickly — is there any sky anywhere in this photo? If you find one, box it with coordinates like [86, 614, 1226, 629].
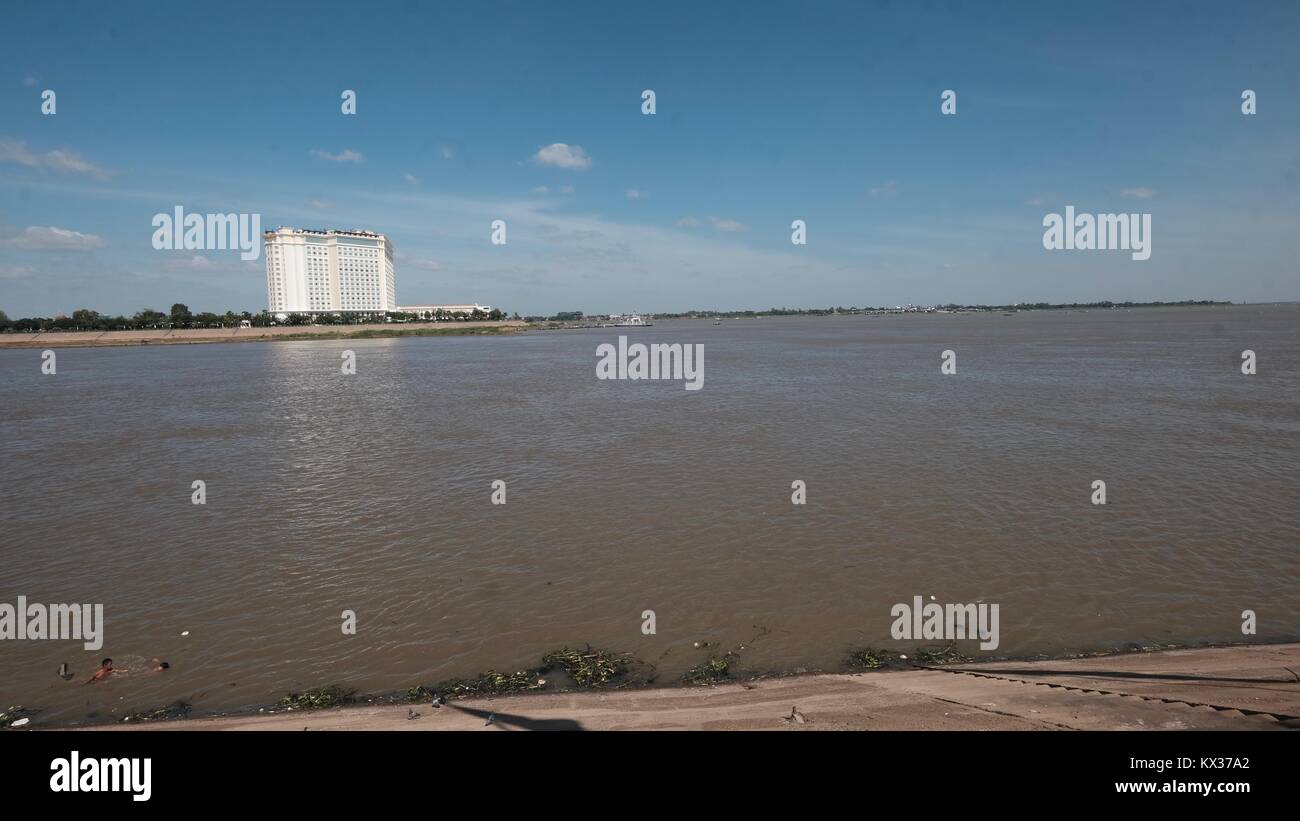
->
[0, 0, 1297, 317]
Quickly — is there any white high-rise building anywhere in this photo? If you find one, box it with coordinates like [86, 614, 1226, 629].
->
[264, 227, 396, 314]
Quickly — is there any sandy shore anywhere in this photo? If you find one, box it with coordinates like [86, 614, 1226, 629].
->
[78, 643, 1300, 731]
[0, 321, 528, 348]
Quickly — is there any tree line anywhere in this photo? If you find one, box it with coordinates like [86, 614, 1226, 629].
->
[0, 304, 509, 332]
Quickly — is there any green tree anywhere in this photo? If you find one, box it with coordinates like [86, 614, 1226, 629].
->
[71, 308, 100, 327]
[169, 303, 192, 327]
[133, 309, 167, 328]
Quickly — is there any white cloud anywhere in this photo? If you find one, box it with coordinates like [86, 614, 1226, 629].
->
[532, 185, 550, 194]
[0, 225, 105, 251]
[310, 199, 332, 210]
[532, 143, 592, 170]
[0, 138, 113, 180]
[1120, 187, 1156, 199]
[404, 173, 419, 185]
[869, 180, 898, 198]
[625, 188, 643, 200]
[560, 185, 575, 194]
[0, 264, 35, 278]
[676, 216, 702, 228]
[342, 191, 845, 310]
[438, 144, 455, 160]
[708, 216, 745, 232]
[1026, 196, 1046, 207]
[309, 148, 365, 163]
[166, 255, 216, 271]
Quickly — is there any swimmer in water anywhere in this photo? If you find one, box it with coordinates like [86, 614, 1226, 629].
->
[86, 658, 114, 683]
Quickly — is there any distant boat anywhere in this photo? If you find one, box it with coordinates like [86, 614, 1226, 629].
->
[610, 313, 653, 327]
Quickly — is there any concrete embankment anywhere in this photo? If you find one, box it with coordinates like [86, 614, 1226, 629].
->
[0, 321, 529, 348]
[82, 643, 1300, 731]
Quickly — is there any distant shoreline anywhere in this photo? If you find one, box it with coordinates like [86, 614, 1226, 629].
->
[647, 300, 1238, 320]
[2, 303, 1285, 347]
[0, 320, 529, 349]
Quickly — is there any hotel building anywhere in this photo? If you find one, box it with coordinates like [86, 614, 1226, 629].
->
[264, 227, 396, 315]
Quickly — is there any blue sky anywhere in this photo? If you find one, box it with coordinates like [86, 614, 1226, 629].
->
[1, 0, 1297, 316]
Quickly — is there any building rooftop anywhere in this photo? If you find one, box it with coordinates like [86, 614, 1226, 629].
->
[264, 227, 386, 238]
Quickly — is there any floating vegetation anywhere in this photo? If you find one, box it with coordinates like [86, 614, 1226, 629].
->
[419, 670, 540, 701]
[915, 644, 974, 665]
[405, 684, 438, 703]
[278, 686, 357, 710]
[845, 644, 974, 670]
[541, 646, 633, 687]
[405, 647, 648, 702]
[0, 706, 38, 728]
[681, 626, 772, 686]
[845, 648, 890, 670]
[682, 656, 732, 685]
[122, 701, 192, 723]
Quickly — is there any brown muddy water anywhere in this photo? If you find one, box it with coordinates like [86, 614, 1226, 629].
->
[1, 306, 1297, 726]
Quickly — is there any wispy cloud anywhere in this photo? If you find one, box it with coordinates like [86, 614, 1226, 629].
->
[166, 255, 216, 271]
[0, 264, 35, 278]
[678, 215, 744, 231]
[1120, 186, 1157, 199]
[310, 199, 332, 210]
[625, 188, 644, 200]
[869, 180, 898, 198]
[0, 138, 113, 180]
[532, 185, 550, 194]
[403, 257, 441, 271]
[708, 216, 745, 232]
[531, 143, 592, 170]
[0, 225, 105, 251]
[309, 148, 365, 163]
[404, 173, 419, 185]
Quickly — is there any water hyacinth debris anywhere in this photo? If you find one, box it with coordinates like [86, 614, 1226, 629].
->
[278, 686, 356, 710]
[540, 646, 634, 687]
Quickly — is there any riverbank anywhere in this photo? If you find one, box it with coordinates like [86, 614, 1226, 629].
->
[72, 643, 1300, 731]
[0, 320, 529, 348]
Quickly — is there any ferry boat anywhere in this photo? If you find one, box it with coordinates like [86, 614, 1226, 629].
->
[609, 313, 653, 327]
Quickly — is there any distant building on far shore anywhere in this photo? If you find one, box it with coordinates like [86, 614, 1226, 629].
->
[264, 227, 396, 315]
[397, 303, 494, 319]
[264, 226, 492, 319]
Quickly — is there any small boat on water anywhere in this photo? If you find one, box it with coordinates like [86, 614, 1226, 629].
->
[608, 313, 653, 327]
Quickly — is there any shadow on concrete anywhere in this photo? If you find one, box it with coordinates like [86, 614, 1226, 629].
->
[448, 703, 584, 731]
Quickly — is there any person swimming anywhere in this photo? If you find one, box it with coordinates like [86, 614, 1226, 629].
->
[85, 657, 170, 682]
[86, 658, 114, 683]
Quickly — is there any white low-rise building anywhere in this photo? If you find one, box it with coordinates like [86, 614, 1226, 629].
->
[398, 304, 494, 319]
